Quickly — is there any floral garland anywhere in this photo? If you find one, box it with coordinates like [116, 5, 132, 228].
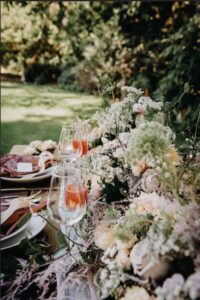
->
[2, 86, 200, 300]
[86, 86, 200, 300]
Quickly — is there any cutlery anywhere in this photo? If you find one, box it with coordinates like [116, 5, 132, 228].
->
[1, 187, 58, 192]
[1, 195, 19, 199]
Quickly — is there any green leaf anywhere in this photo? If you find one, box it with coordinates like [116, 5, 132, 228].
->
[16, 213, 31, 229]
[55, 231, 68, 248]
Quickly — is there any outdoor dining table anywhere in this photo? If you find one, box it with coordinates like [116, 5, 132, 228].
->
[1, 145, 98, 300]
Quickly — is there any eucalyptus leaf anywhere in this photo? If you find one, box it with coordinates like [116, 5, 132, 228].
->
[55, 231, 68, 248]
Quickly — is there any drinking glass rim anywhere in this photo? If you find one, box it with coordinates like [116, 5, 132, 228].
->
[51, 165, 81, 179]
[61, 125, 74, 131]
[62, 123, 89, 131]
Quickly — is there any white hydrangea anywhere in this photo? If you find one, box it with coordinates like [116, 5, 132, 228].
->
[118, 132, 131, 145]
[184, 271, 200, 299]
[138, 96, 163, 111]
[113, 147, 124, 159]
[121, 86, 143, 97]
[155, 274, 185, 300]
[133, 103, 147, 114]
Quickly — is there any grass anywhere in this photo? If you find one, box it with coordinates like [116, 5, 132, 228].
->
[1, 82, 102, 155]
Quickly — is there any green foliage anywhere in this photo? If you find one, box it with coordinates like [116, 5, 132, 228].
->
[102, 176, 129, 203]
[116, 212, 154, 242]
[2, 1, 200, 137]
[55, 231, 68, 248]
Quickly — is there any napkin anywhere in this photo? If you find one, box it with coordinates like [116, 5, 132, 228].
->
[0, 194, 46, 237]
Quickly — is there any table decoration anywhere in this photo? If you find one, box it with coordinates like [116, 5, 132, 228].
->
[1, 85, 200, 300]
[0, 192, 46, 239]
[47, 167, 88, 226]
[0, 214, 47, 251]
[58, 125, 82, 161]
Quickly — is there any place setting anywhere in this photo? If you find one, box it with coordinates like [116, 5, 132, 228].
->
[0, 123, 91, 251]
[1, 140, 58, 183]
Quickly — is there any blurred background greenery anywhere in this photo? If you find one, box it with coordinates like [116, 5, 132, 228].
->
[1, 1, 200, 153]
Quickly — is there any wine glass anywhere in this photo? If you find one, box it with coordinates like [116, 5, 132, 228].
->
[72, 123, 90, 157]
[47, 165, 87, 227]
[58, 125, 82, 162]
[64, 160, 89, 202]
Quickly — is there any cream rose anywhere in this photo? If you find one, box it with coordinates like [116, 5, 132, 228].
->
[94, 223, 115, 250]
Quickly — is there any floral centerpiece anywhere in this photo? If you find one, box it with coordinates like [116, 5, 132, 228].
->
[2, 85, 200, 300]
[87, 86, 200, 300]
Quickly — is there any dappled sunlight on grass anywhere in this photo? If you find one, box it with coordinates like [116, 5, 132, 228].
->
[1, 82, 101, 154]
[2, 82, 100, 108]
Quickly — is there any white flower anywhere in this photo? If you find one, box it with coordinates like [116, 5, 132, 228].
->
[155, 274, 185, 300]
[133, 103, 146, 114]
[119, 132, 131, 145]
[94, 224, 115, 250]
[102, 139, 119, 151]
[121, 86, 144, 97]
[90, 126, 106, 140]
[184, 271, 200, 299]
[109, 247, 118, 258]
[100, 269, 108, 281]
[116, 237, 136, 250]
[130, 191, 179, 217]
[120, 286, 151, 300]
[113, 147, 124, 158]
[115, 249, 131, 268]
[130, 240, 169, 280]
[131, 160, 147, 176]
[115, 167, 124, 182]
[138, 96, 163, 111]
[141, 170, 160, 193]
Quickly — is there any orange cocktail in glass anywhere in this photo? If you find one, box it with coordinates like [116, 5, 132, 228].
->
[65, 184, 88, 210]
[72, 139, 88, 156]
[72, 139, 81, 151]
[81, 140, 88, 156]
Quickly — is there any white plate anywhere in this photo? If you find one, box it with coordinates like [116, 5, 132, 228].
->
[1, 166, 54, 183]
[0, 214, 46, 250]
[1, 215, 31, 241]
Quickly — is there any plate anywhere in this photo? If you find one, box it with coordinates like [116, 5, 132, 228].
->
[1, 214, 31, 241]
[1, 166, 55, 183]
[0, 214, 46, 250]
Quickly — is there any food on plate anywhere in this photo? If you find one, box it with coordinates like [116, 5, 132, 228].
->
[23, 145, 39, 156]
[24, 139, 57, 155]
[0, 153, 57, 177]
[40, 140, 57, 152]
[30, 140, 43, 150]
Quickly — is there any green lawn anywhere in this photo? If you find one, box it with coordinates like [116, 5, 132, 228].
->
[1, 82, 101, 155]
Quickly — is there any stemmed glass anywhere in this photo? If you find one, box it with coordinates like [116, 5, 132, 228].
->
[71, 122, 90, 157]
[64, 160, 89, 202]
[47, 165, 87, 227]
[58, 125, 83, 162]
